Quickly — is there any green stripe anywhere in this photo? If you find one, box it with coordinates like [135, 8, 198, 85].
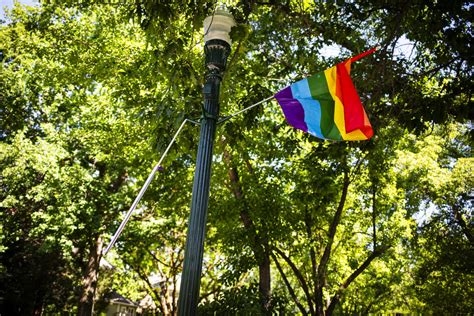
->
[319, 100, 342, 140]
[307, 72, 342, 140]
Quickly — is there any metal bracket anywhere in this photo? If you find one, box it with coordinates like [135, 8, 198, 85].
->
[201, 105, 218, 121]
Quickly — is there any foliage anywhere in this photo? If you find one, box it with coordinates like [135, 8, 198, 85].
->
[0, 0, 472, 315]
[199, 283, 291, 315]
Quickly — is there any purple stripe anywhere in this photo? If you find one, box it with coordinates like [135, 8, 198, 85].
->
[274, 87, 308, 133]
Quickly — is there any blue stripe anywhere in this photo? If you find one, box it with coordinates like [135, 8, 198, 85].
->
[290, 79, 325, 139]
[291, 78, 312, 99]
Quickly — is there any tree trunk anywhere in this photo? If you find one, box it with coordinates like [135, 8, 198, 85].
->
[78, 235, 103, 316]
[314, 280, 324, 316]
[258, 245, 272, 315]
[453, 200, 474, 244]
[223, 146, 272, 315]
[317, 171, 350, 316]
[32, 301, 44, 316]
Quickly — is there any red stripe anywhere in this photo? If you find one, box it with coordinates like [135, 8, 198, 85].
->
[336, 63, 366, 133]
[337, 47, 376, 136]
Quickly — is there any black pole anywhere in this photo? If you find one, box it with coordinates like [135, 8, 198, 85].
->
[177, 39, 231, 315]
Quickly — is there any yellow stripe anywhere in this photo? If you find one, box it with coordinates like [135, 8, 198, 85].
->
[324, 66, 368, 141]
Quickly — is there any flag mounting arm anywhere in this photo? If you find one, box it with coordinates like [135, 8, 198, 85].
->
[217, 95, 274, 124]
[103, 118, 196, 256]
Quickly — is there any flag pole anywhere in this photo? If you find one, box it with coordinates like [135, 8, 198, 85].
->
[177, 7, 235, 315]
[102, 118, 196, 256]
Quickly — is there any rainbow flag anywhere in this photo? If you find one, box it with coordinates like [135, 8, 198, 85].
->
[274, 48, 376, 141]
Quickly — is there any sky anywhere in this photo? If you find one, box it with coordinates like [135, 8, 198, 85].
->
[1, 0, 38, 20]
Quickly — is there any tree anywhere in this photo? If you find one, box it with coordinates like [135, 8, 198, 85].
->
[0, 3, 163, 314]
[1, 0, 472, 314]
[395, 125, 473, 313]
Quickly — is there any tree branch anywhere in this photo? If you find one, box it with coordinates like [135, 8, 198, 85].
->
[270, 251, 308, 316]
[372, 186, 377, 249]
[319, 170, 350, 279]
[222, 142, 272, 314]
[170, 250, 177, 315]
[122, 258, 164, 315]
[108, 170, 128, 193]
[199, 286, 222, 303]
[273, 246, 315, 315]
[304, 209, 318, 305]
[453, 198, 473, 244]
[147, 249, 171, 268]
[326, 246, 389, 315]
[414, 58, 459, 79]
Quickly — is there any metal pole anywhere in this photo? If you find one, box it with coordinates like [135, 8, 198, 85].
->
[177, 38, 231, 315]
[102, 118, 194, 256]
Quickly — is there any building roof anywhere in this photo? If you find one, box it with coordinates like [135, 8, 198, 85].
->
[105, 291, 137, 307]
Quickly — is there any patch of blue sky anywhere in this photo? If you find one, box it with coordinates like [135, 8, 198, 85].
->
[413, 200, 437, 226]
[393, 35, 416, 60]
[1, 0, 39, 22]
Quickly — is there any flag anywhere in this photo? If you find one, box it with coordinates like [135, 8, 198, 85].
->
[274, 48, 376, 141]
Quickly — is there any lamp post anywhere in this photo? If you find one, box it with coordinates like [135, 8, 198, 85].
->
[177, 8, 235, 315]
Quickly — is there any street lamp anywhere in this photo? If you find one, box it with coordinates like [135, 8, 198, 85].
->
[177, 7, 235, 316]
